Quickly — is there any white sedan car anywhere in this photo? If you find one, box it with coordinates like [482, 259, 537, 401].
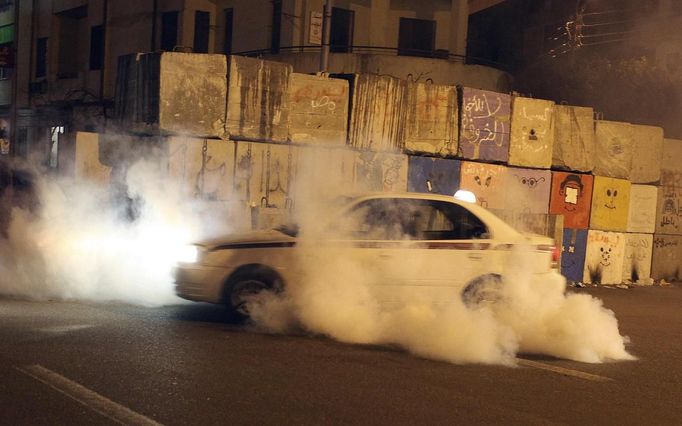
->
[174, 192, 558, 319]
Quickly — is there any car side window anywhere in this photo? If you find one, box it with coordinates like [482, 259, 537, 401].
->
[416, 201, 489, 240]
[337, 198, 488, 241]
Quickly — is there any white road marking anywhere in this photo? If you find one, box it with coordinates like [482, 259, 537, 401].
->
[38, 325, 94, 334]
[16, 364, 162, 426]
[517, 359, 614, 382]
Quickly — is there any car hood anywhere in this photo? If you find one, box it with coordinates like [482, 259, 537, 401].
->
[197, 229, 296, 251]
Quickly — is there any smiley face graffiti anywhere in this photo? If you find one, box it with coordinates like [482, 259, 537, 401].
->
[599, 246, 612, 266]
[605, 188, 619, 209]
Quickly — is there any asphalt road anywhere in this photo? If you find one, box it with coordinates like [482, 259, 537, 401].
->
[0, 285, 680, 425]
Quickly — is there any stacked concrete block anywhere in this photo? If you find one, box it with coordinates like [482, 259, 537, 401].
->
[651, 235, 682, 281]
[622, 233, 653, 284]
[74, 132, 111, 185]
[590, 176, 631, 232]
[552, 105, 595, 172]
[407, 156, 461, 196]
[630, 124, 663, 184]
[344, 74, 407, 152]
[234, 141, 297, 209]
[130, 52, 228, 137]
[594, 120, 634, 179]
[627, 184, 657, 233]
[404, 82, 458, 157]
[288, 73, 349, 145]
[166, 136, 235, 201]
[508, 97, 555, 169]
[343, 151, 409, 193]
[583, 230, 626, 285]
[227, 56, 292, 142]
[459, 161, 508, 210]
[504, 167, 551, 214]
[459, 88, 511, 163]
[549, 171, 593, 229]
[562, 228, 588, 282]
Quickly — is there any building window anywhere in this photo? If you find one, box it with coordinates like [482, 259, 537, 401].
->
[89, 25, 104, 70]
[56, 6, 88, 79]
[36, 37, 47, 78]
[271, 0, 281, 54]
[398, 17, 436, 58]
[223, 8, 233, 55]
[330, 7, 354, 53]
[194, 11, 210, 53]
[161, 11, 179, 51]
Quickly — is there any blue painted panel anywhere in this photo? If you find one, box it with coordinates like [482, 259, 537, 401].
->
[562, 228, 588, 282]
[407, 156, 461, 196]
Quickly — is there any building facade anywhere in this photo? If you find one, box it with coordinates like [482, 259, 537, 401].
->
[1, 0, 510, 167]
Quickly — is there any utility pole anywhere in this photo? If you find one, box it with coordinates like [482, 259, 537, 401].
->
[319, 0, 332, 72]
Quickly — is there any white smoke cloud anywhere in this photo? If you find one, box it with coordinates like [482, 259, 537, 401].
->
[0, 159, 206, 306]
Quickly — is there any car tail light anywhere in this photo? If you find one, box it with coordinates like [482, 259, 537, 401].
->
[552, 246, 561, 263]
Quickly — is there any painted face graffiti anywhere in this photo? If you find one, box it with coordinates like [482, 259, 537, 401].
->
[516, 175, 545, 189]
[604, 188, 618, 210]
[599, 246, 612, 266]
[559, 174, 584, 212]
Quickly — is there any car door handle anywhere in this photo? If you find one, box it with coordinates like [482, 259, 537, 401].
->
[468, 253, 483, 261]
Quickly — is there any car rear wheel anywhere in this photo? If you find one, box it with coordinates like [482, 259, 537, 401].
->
[461, 274, 503, 308]
[224, 271, 281, 322]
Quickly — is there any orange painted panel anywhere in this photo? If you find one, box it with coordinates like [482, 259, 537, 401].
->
[549, 171, 593, 229]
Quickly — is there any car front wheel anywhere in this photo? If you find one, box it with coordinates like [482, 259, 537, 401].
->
[224, 271, 281, 321]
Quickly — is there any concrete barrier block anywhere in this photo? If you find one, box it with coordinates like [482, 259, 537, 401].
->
[404, 82, 458, 157]
[74, 132, 111, 185]
[167, 136, 235, 201]
[562, 228, 588, 282]
[630, 124, 663, 183]
[549, 171, 593, 229]
[288, 73, 349, 145]
[594, 120, 634, 179]
[655, 185, 682, 235]
[590, 176, 631, 231]
[345, 74, 407, 152]
[504, 167, 552, 214]
[227, 56, 292, 142]
[552, 105, 595, 172]
[508, 96, 554, 169]
[459, 161, 508, 210]
[234, 141, 297, 209]
[583, 230, 626, 284]
[627, 184, 657, 233]
[459, 88, 510, 162]
[407, 156, 460, 196]
[651, 235, 682, 281]
[622, 233, 653, 284]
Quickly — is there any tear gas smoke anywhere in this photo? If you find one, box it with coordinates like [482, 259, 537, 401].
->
[249, 147, 634, 365]
[0, 159, 207, 306]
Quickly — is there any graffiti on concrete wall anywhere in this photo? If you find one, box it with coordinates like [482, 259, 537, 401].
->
[626, 185, 657, 233]
[351, 151, 408, 193]
[168, 137, 233, 201]
[561, 228, 587, 282]
[584, 230, 625, 285]
[550, 172, 593, 229]
[505, 168, 551, 214]
[459, 88, 510, 162]
[590, 176, 630, 231]
[623, 233, 653, 283]
[459, 161, 507, 210]
[407, 156, 460, 196]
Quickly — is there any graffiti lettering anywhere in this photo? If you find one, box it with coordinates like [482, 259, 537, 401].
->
[311, 95, 336, 111]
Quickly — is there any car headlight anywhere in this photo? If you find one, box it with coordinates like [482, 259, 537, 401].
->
[178, 245, 199, 263]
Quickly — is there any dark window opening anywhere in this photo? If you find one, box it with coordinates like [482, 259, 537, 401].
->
[271, 0, 281, 53]
[223, 8, 233, 55]
[194, 11, 210, 53]
[161, 11, 179, 51]
[35, 37, 47, 78]
[56, 6, 88, 79]
[398, 17, 436, 58]
[330, 7, 354, 53]
[89, 25, 104, 70]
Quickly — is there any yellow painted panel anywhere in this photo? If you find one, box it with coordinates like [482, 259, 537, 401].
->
[508, 96, 554, 168]
[74, 132, 111, 185]
[590, 176, 630, 231]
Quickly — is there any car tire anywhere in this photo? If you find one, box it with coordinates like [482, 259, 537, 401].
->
[224, 270, 281, 322]
[461, 274, 503, 308]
